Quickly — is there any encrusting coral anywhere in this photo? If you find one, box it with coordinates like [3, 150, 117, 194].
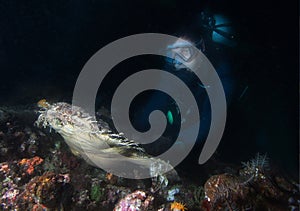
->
[0, 104, 298, 210]
[202, 153, 300, 210]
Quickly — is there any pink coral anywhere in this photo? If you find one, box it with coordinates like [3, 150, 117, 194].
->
[114, 190, 154, 211]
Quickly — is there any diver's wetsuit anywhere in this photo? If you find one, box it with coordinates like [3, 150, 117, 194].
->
[131, 38, 235, 156]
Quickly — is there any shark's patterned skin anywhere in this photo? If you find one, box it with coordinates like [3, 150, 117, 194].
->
[35, 100, 177, 185]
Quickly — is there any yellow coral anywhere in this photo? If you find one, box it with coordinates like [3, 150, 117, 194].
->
[37, 99, 50, 108]
[170, 201, 187, 211]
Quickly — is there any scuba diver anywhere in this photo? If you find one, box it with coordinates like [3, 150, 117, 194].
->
[131, 11, 236, 162]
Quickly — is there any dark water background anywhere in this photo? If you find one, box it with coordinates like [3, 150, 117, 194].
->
[0, 1, 298, 178]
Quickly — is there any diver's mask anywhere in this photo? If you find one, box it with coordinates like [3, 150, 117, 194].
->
[166, 38, 203, 71]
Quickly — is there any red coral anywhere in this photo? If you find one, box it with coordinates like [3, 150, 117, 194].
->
[19, 156, 43, 175]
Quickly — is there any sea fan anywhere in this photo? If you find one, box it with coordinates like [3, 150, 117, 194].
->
[242, 153, 269, 172]
[240, 153, 270, 184]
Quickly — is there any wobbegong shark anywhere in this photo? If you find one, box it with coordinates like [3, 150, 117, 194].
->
[35, 99, 178, 187]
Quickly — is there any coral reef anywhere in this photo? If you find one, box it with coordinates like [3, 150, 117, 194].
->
[0, 105, 298, 210]
[202, 154, 300, 210]
[16, 172, 70, 210]
[114, 190, 154, 211]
